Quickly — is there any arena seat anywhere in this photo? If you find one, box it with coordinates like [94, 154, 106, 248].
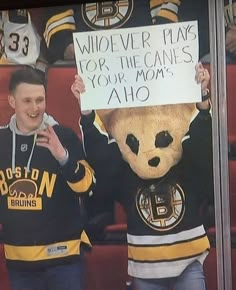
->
[204, 247, 236, 290]
[104, 202, 127, 240]
[232, 248, 236, 290]
[45, 64, 82, 138]
[229, 160, 236, 228]
[0, 65, 24, 125]
[204, 247, 218, 290]
[207, 159, 236, 243]
[84, 244, 129, 290]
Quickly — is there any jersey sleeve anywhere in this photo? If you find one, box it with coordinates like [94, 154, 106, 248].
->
[150, 0, 181, 24]
[56, 126, 95, 195]
[80, 111, 124, 176]
[182, 107, 213, 174]
[42, 6, 75, 63]
[80, 111, 126, 208]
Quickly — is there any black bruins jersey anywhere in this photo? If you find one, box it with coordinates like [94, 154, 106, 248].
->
[80, 108, 213, 279]
[43, 0, 181, 62]
[0, 123, 95, 269]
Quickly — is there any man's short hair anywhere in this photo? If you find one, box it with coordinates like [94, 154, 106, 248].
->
[9, 67, 45, 94]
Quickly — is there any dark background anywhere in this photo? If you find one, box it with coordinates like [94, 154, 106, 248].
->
[0, 0, 106, 10]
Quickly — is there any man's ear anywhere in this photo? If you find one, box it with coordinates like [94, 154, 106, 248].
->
[8, 94, 15, 109]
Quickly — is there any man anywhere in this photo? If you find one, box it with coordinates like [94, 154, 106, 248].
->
[0, 67, 95, 290]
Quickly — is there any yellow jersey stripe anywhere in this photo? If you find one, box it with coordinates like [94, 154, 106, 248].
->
[157, 10, 178, 22]
[81, 230, 91, 246]
[94, 113, 107, 133]
[44, 9, 74, 35]
[44, 24, 76, 47]
[150, 0, 181, 9]
[67, 160, 94, 193]
[94, 112, 116, 144]
[165, 0, 181, 5]
[150, 0, 164, 8]
[128, 235, 210, 261]
[4, 231, 90, 261]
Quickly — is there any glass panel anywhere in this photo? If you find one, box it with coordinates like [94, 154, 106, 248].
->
[178, 2, 219, 289]
[0, 1, 221, 290]
[225, 1, 236, 290]
[207, 0, 234, 289]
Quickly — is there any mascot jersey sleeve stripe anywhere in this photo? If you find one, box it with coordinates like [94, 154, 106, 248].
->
[80, 108, 213, 279]
[0, 124, 95, 270]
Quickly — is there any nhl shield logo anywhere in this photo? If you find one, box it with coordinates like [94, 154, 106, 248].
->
[21, 144, 28, 152]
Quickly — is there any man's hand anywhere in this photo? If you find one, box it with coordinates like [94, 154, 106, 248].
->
[36, 125, 67, 163]
[71, 75, 92, 115]
[195, 62, 211, 110]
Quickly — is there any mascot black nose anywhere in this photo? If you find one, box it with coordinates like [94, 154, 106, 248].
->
[148, 157, 160, 167]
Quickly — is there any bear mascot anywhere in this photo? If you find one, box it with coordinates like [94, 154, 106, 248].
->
[71, 62, 214, 289]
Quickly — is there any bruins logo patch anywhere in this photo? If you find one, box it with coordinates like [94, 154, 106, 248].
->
[8, 179, 42, 210]
[81, 1, 134, 30]
[136, 182, 185, 231]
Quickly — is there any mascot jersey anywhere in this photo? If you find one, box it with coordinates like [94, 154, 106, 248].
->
[42, 0, 181, 62]
[0, 114, 95, 270]
[80, 108, 213, 279]
[0, 9, 41, 66]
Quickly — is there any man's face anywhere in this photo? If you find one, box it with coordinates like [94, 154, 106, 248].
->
[8, 83, 46, 134]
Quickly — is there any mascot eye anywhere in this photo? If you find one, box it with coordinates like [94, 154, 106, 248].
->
[126, 134, 139, 155]
[155, 131, 173, 148]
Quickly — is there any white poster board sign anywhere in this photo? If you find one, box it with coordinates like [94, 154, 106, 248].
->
[73, 21, 200, 110]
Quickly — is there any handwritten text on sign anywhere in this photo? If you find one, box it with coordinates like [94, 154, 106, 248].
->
[73, 21, 200, 110]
